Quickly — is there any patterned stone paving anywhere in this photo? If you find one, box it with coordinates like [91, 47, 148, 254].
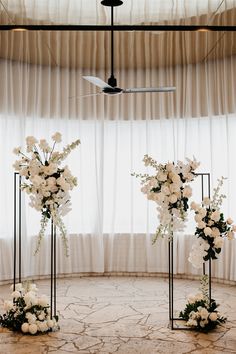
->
[0, 276, 236, 353]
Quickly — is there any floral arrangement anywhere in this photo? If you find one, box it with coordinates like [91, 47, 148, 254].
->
[189, 177, 236, 268]
[13, 132, 80, 255]
[132, 155, 200, 243]
[179, 275, 226, 331]
[0, 283, 58, 334]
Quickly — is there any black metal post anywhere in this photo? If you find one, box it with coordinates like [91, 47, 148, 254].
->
[168, 172, 211, 330]
[50, 219, 57, 320]
[13, 173, 17, 291]
[54, 224, 57, 318]
[13, 173, 22, 290]
[19, 175, 22, 283]
[50, 219, 54, 320]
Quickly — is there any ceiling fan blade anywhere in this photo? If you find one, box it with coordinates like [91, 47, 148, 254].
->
[122, 87, 176, 93]
[69, 92, 102, 100]
[83, 76, 113, 89]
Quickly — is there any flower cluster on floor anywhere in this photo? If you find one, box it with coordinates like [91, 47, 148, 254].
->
[0, 282, 58, 335]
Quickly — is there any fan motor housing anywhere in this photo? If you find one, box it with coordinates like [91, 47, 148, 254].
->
[101, 0, 123, 7]
[103, 87, 123, 95]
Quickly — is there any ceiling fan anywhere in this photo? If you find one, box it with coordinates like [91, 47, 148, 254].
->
[82, 0, 176, 96]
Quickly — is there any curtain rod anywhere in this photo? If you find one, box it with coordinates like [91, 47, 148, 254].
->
[0, 25, 236, 31]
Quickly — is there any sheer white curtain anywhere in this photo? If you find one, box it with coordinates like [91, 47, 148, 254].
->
[1, 111, 236, 282]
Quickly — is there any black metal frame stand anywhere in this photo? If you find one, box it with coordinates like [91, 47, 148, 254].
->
[13, 173, 57, 319]
[13, 172, 22, 290]
[169, 173, 211, 330]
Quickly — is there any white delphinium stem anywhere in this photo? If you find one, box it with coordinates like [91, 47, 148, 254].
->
[211, 177, 227, 210]
[34, 215, 49, 255]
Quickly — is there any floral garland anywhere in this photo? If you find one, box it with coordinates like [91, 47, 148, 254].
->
[13, 132, 80, 255]
[179, 275, 226, 331]
[189, 177, 236, 268]
[0, 283, 58, 334]
[132, 155, 200, 243]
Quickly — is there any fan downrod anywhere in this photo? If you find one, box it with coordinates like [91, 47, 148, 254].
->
[101, 0, 123, 7]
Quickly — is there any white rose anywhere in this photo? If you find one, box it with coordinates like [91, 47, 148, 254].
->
[227, 231, 235, 240]
[25, 313, 37, 324]
[47, 319, 55, 328]
[190, 202, 200, 211]
[183, 185, 192, 198]
[203, 197, 211, 206]
[214, 237, 223, 249]
[4, 300, 14, 311]
[195, 214, 203, 223]
[227, 218, 233, 225]
[211, 210, 221, 222]
[11, 290, 21, 299]
[37, 321, 48, 332]
[28, 323, 38, 335]
[141, 185, 148, 194]
[166, 163, 174, 172]
[21, 323, 29, 333]
[204, 227, 212, 236]
[28, 284, 38, 293]
[171, 174, 181, 184]
[197, 221, 206, 229]
[157, 172, 167, 182]
[169, 194, 178, 204]
[198, 307, 209, 320]
[198, 208, 207, 217]
[211, 227, 220, 238]
[38, 295, 49, 307]
[52, 132, 62, 143]
[161, 185, 170, 195]
[209, 312, 218, 321]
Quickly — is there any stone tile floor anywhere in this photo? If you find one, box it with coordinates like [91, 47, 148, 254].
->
[0, 276, 235, 353]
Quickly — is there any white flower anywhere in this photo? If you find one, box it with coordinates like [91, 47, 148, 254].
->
[11, 291, 21, 299]
[4, 300, 14, 311]
[52, 132, 62, 143]
[28, 323, 38, 335]
[200, 319, 208, 328]
[198, 307, 209, 320]
[38, 295, 49, 307]
[26, 136, 38, 147]
[169, 194, 178, 204]
[21, 323, 29, 333]
[195, 214, 203, 223]
[214, 237, 223, 249]
[232, 225, 236, 232]
[198, 208, 207, 217]
[25, 312, 37, 324]
[38, 312, 46, 321]
[211, 227, 220, 238]
[209, 312, 218, 321]
[203, 197, 211, 206]
[197, 221, 206, 229]
[190, 202, 200, 211]
[183, 185, 192, 198]
[227, 231, 235, 240]
[28, 283, 38, 292]
[13, 147, 21, 155]
[24, 292, 38, 307]
[227, 218, 233, 225]
[166, 162, 174, 172]
[204, 227, 212, 236]
[47, 319, 55, 328]
[157, 172, 167, 182]
[187, 318, 198, 327]
[37, 321, 48, 332]
[211, 210, 221, 222]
